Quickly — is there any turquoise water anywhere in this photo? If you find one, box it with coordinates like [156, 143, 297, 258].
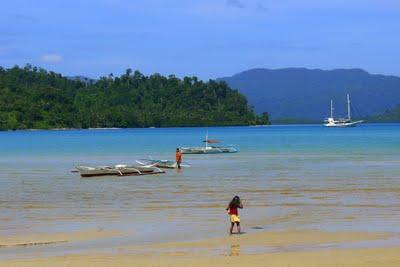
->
[0, 123, 399, 257]
[1, 124, 399, 157]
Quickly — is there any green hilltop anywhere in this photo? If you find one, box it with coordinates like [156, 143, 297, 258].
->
[0, 65, 269, 130]
[364, 105, 400, 122]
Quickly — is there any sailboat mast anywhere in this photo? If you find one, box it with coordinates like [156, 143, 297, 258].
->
[347, 94, 351, 121]
[330, 99, 333, 118]
[205, 131, 208, 149]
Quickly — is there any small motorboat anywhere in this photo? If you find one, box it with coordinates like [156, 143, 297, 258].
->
[136, 158, 191, 169]
[75, 164, 165, 177]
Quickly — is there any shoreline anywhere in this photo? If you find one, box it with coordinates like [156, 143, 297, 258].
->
[1, 124, 271, 132]
[1, 122, 399, 132]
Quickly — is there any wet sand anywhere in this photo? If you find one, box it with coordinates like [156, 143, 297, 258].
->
[4, 248, 400, 267]
[0, 229, 122, 248]
[1, 230, 399, 266]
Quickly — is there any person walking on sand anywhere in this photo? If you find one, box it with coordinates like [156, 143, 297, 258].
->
[175, 148, 182, 169]
[226, 195, 243, 234]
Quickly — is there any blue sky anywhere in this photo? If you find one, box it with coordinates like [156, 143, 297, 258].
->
[1, 0, 399, 79]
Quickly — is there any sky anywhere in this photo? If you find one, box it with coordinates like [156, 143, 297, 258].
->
[1, 0, 400, 79]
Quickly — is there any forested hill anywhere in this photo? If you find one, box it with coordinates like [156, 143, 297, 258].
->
[365, 105, 400, 122]
[0, 66, 269, 130]
[219, 68, 400, 120]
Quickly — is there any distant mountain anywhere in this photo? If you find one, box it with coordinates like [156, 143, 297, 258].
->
[218, 68, 400, 120]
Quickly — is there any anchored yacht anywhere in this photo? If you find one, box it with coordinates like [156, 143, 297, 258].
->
[324, 94, 363, 127]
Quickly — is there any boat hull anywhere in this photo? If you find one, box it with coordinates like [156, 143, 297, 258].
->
[179, 146, 238, 154]
[75, 165, 164, 177]
[136, 159, 191, 169]
[324, 120, 363, 127]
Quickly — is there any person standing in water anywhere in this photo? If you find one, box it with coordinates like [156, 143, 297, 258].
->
[175, 148, 182, 169]
[226, 196, 243, 234]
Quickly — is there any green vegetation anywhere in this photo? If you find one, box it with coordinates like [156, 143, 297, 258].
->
[0, 65, 269, 130]
[270, 117, 320, 125]
[364, 105, 400, 122]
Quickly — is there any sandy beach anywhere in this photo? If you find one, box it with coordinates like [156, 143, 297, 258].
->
[1, 230, 400, 266]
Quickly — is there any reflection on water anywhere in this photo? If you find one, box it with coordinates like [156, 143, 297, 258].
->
[0, 124, 399, 256]
[229, 244, 240, 256]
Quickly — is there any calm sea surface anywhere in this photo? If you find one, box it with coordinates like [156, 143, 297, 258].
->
[0, 124, 399, 256]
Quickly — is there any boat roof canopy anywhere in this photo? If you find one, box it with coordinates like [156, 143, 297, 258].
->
[203, 139, 219, 143]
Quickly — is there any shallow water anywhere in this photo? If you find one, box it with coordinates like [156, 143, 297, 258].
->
[0, 123, 399, 257]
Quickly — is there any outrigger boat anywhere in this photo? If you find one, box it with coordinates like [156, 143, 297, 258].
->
[179, 133, 238, 154]
[136, 158, 191, 169]
[75, 164, 164, 177]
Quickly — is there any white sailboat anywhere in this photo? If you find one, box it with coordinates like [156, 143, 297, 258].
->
[324, 94, 363, 127]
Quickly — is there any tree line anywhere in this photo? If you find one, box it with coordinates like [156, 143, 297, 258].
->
[364, 105, 400, 122]
[0, 65, 270, 130]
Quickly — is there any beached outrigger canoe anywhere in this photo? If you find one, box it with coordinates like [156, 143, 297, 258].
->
[75, 164, 165, 177]
[136, 159, 191, 169]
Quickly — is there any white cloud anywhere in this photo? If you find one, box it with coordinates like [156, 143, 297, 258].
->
[41, 53, 63, 63]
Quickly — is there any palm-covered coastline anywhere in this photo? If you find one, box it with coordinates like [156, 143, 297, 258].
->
[0, 65, 269, 130]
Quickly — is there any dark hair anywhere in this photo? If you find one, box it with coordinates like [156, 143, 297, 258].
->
[176, 148, 180, 151]
[229, 195, 241, 208]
